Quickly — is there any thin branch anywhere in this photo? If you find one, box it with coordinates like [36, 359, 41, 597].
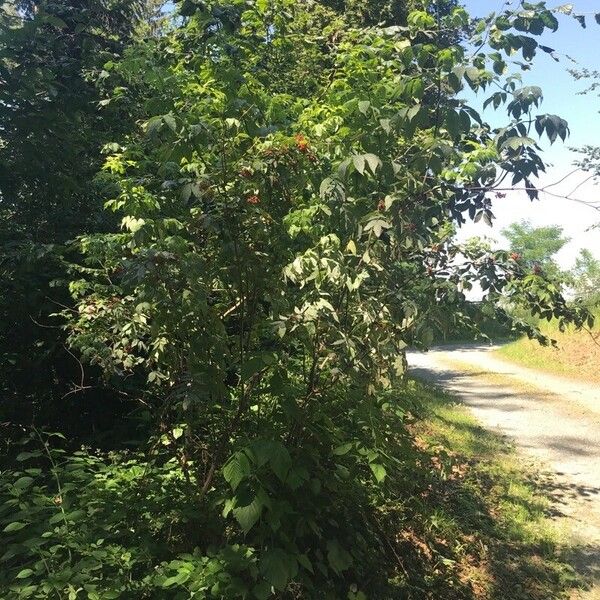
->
[566, 173, 597, 200]
[61, 345, 89, 399]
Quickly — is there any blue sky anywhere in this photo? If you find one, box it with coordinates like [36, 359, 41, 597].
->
[464, 0, 600, 162]
[459, 0, 600, 265]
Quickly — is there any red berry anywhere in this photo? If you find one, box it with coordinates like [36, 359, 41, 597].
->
[246, 195, 260, 205]
[295, 134, 309, 152]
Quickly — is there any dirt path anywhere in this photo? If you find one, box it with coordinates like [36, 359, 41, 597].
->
[408, 345, 600, 598]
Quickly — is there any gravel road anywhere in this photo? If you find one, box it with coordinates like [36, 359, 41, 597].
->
[409, 344, 600, 598]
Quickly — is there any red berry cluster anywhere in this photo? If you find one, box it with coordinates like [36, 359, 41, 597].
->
[295, 134, 309, 152]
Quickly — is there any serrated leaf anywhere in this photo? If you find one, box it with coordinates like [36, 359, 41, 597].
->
[233, 496, 263, 533]
[223, 452, 251, 491]
[319, 177, 333, 198]
[501, 136, 535, 151]
[270, 446, 291, 482]
[407, 103, 420, 121]
[144, 116, 163, 136]
[465, 67, 480, 82]
[337, 157, 352, 179]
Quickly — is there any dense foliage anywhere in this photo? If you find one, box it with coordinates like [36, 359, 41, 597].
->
[0, 0, 166, 432]
[0, 1, 596, 598]
[572, 248, 600, 307]
[501, 220, 569, 278]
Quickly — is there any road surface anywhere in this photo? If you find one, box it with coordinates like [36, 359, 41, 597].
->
[409, 344, 600, 598]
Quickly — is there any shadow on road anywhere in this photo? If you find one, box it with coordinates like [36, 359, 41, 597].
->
[407, 361, 600, 597]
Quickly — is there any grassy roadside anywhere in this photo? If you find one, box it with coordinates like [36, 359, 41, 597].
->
[494, 318, 600, 383]
[397, 379, 584, 599]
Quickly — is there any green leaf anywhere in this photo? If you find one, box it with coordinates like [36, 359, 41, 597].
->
[465, 67, 480, 83]
[3, 521, 27, 533]
[556, 4, 573, 15]
[16, 451, 42, 462]
[13, 476, 34, 490]
[260, 548, 297, 591]
[326, 539, 352, 574]
[363, 153, 382, 175]
[233, 496, 263, 533]
[333, 442, 353, 456]
[297, 553, 314, 573]
[352, 155, 366, 175]
[43, 14, 67, 28]
[163, 113, 177, 132]
[445, 110, 460, 139]
[270, 447, 291, 483]
[144, 116, 163, 136]
[223, 452, 251, 491]
[162, 571, 190, 587]
[358, 100, 371, 115]
[370, 463, 387, 483]
[16, 568, 33, 579]
[252, 581, 272, 600]
[364, 218, 391, 238]
[501, 136, 535, 151]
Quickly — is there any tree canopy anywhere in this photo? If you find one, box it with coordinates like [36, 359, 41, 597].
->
[502, 219, 569, 277]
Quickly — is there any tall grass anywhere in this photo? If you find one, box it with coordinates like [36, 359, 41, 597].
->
[496, 312, 600, 382]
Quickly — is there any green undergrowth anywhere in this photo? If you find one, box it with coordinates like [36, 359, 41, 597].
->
[401, 380, 582, 599]
[0, 380, 585, 599]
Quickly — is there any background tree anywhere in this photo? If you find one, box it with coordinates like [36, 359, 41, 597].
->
[571, 248, 600, 307]
[502, 220, 569, 279]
